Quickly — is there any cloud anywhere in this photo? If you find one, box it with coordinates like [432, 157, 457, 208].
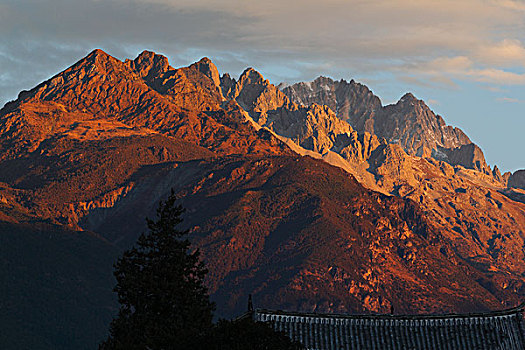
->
[476, 39, 525, 67]
[467, 68, 525, 85]
[495, 0, 525, 11]
[496, 97, 525, 103]
[419, 56, 474, 74]
[398, 54, 525, 86]
[2, 1, 522, 56]
[484, 86, 504, 92]
[398, 75, 458, 89]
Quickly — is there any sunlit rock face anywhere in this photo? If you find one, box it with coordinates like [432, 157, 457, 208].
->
[283, 78, 475, 165]
[1, 49, 524, 326]
[282, 76, 382, 135]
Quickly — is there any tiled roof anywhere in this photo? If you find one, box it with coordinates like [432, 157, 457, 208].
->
[248, 304, 525, 350]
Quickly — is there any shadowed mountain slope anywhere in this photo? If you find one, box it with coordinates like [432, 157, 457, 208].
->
[0, 221, 118, 350]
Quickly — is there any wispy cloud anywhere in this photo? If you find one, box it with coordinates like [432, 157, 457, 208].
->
[495, 0, 525, 11]
[475, 39, 525, 67]
[398, 54, 525, 86]
[468, 68, 525, 85]
[496, 97, 525, 103]
[484, 86, 504, 92]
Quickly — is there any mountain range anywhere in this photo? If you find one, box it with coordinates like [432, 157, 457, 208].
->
[1, 49, 524, 349]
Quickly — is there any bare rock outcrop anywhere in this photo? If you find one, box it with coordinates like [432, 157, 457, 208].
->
[223, 68, 385, 165]
[433, 143, 491, 175]
[223, 67, 294, 124]
[191, 57, 221, 88]
[377, 93, 471, 155]
[508, 169, 525, 190]
[282, 76, 382, 133]
[283, 79, 485, 173]
[125, 50, 171, 81]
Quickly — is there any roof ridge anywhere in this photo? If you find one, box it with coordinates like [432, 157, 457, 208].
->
[254, 303, 525, 320]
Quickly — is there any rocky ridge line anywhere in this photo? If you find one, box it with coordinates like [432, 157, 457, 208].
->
[282, 77, 497, 176]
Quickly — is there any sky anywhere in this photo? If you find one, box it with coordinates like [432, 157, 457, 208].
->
[0, 0, 524, 172]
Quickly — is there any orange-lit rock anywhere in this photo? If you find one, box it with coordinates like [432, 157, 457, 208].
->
[0, 49, 524, 320]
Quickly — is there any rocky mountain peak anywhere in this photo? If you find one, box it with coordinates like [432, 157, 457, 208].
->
[7, 48, 131, 108]
[239, 67, 266, 85]
[85, 48, 112, 62]
[492, 165, 505, 183]
[313, 75, 335, 85]
[434, 143, 491, 175]
[220, 73, 236, 98]
[284, 76, 336, 105]
[398, 92, 419, 105]
[128, 50, 171, 79]
[223, 67, 293, 124]
[67, 48, 124, 77]
[190, 57, 221, 88]
[281, 78, 501, 177]
[509, 170, 525, 190]
[380, 96, 473, 158]
[282, 76, 382, 137]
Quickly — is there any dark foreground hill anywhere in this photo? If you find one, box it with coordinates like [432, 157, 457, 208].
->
[0, 221, 118, 349]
